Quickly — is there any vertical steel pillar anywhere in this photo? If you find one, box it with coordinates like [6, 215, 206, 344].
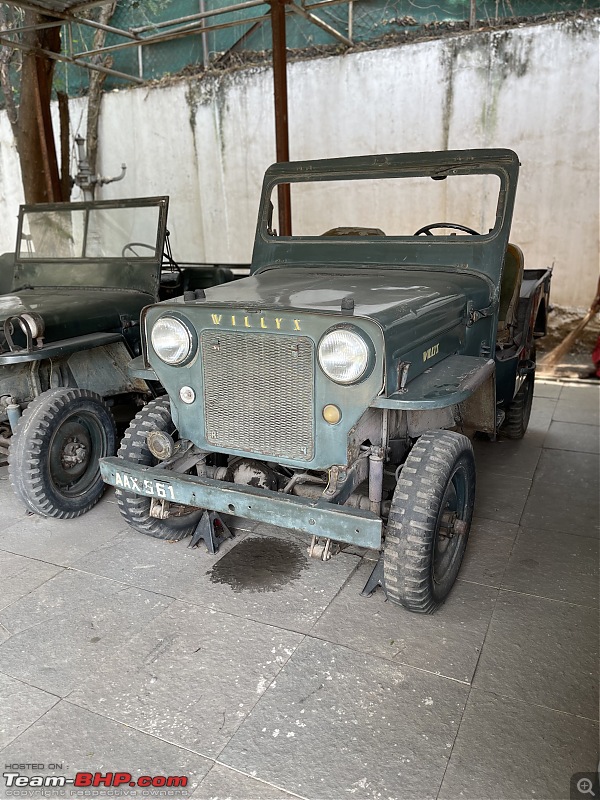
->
[270, 0, 291, 235]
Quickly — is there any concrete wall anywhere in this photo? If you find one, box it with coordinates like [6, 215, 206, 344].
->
[0, 16, 597, 307]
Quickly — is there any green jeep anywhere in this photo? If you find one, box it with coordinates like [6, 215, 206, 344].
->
[1, 197, 244, 519]
[100, 149, 551, 613]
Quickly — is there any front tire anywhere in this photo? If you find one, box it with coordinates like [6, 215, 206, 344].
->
[115, 397, 202, 540]
[383, 431, 476, 614]
[8, 388, 117, 518]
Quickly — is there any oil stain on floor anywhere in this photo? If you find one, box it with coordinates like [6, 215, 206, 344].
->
[208, 535, 308, 593]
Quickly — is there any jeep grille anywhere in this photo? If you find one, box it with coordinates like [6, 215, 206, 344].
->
[201, 329, 315, 461]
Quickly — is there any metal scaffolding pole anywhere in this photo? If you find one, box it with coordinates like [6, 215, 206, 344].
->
[270, 0, 291, 236]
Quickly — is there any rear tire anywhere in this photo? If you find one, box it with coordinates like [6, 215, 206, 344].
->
[502, 370, 534, 440]
[115, 397, 202, 540]
[8, 388, 117, 518]
[383, 430, 476, 614]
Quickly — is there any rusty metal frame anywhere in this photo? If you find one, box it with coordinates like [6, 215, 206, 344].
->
[1, 0, 352, 79]
[1, 0, 354, 223]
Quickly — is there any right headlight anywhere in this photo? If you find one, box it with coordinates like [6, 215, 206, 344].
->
[318, 328, 371, 384]
[150, 316, 194, 365]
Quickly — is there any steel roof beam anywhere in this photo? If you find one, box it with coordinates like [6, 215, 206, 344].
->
[288, 1, 352, 45]
[0, 34, 144, 82]
[1, 0, 139, 40]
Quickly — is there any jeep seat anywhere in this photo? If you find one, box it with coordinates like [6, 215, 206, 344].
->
[497, 243, 524, 343]
[321, 227, 386, 237]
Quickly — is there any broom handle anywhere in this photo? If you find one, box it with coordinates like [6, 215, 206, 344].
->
[540, 306, 598, 365]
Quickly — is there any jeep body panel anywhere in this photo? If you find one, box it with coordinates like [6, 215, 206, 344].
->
[0, 288, 152, 348]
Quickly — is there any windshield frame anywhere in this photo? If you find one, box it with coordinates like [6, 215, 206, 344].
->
[15, 196, 169, 265]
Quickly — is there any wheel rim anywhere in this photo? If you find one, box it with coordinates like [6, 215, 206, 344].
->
[49, 411, 109, 497]
[432, 463, 469, 586]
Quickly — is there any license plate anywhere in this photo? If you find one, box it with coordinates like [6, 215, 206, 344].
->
[114, 470, 175, 500]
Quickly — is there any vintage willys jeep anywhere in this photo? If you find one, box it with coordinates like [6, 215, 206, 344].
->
[101, 149, 551, 613]
[0, 196, 243, 518]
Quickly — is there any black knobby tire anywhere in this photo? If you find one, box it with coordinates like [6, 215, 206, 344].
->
[383, 431, 476, 614]
[502, 370, 535, 440]
[8, 388, 117, 519]
[115, 397, 202, 540]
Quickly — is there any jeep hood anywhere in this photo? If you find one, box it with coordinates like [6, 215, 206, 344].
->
[0, 288, 153, 350]
[184, 266, 492, 331]
[173, 266, 493, 393]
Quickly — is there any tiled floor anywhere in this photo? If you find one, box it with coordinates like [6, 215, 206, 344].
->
[0, 381, 598, 800]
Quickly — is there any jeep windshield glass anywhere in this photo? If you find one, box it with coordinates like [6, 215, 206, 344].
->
[268, 173, 501, 238]
[18, 205, 162, 260]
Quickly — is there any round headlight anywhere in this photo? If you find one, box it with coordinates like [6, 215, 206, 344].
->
[318, 328, 370, 384]
[150, 316, 193, 365]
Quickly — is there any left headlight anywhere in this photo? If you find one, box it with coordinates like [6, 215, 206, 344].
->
[318, 328, 371, 384]
[150, 316, 193, 365]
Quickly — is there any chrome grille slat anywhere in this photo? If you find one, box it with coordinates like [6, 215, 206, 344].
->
[201, 330, 314, 461]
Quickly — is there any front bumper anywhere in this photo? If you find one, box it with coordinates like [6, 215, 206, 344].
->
[100, 457, 383, 550]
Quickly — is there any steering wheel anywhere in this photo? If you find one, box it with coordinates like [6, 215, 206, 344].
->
[413, 222, 480, 236]
[121, 242, 156, 258]
[121, 242, 183, 288]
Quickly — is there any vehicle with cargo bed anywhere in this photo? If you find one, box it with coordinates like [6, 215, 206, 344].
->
[1, 196, 246, 518]
[100, 149, 551, 613]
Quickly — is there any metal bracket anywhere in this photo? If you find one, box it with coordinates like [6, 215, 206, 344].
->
[188, 510, 234, 554]
[360, 554, 388, 598]
[308, 535, 339, 561]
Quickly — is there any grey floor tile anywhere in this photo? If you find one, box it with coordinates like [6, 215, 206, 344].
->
[192, 764, 299, 799]
[533, 449, 599, 491]
[473, 472, 532, 525]
[68, 601, 303, 758]
[521, 449, 600, 537]
[181, 526, 360, 633]
[439, 689, 599, 800]
[502, 527, 598, 607]
[70, 527, 249, 600]
[220, 638, 469, 800]
[553, 385, 600, 426]
[543, 420, 600, 454]
[525, 397, 558, 446]
[459, 518, 517, 588]
[0, 701, 212, 798]
[0, 490, 126, 566]
[473, 439, 542, 479]
[0, 570, 173, 695]
[312, 561, 496, 683]
[0, 672, 58, 749]
[0, 473, 31, 528]
[73, 526, 359, 634]
[473, 591, 598, 717]
[534, 381, 563, 400]
[0, 551, 63, 611]
[521, 479, 600, 538]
